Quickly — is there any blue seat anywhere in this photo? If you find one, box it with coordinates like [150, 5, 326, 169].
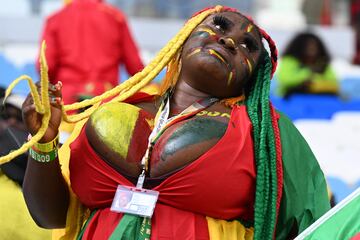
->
[119, 65, 166, 84]
[22, 62, 39, 82]
[327, 176, 359, 203]
[0, 55, 20, 87]
[340, 77, 360, 99]
[271, 94, 360, 120]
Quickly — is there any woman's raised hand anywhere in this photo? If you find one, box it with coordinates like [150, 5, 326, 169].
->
[22, 81, 63, 143]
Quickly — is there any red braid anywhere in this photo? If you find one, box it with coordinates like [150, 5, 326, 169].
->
[259, 29, 278, 77]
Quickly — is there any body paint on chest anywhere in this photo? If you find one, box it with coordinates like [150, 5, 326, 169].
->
[196, 110, 230, 118]
[90, 102, 153, 162]
[153, 118, 228, 163]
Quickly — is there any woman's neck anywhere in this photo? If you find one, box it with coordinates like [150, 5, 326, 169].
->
[170, 79, 210, 114]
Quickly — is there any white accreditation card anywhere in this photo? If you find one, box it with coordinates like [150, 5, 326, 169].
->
[111, 185, 159, 218]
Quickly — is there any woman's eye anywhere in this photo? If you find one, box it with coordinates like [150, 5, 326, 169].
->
[240, 39, 259, 52]
[240, 43, 248, 50]
[212, 15, 230, 32]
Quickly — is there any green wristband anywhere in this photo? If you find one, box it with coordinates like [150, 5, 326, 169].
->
[29, 147, 58, 163]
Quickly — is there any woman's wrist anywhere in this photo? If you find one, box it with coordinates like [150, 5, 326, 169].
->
[38, 131, 60, 143]
[28, 133, 59, 163]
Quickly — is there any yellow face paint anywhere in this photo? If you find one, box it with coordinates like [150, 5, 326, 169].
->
[246, 24, 254, 33]
[246, 59, 253, 74]
[227, 38, 236, 48]
[227, 71, 233, 86]
[197, 27, 216, 36]
[208, 49, 226, 64]
[186, 48, 202, 58]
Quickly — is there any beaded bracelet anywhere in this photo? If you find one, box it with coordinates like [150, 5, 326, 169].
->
[29, 147, 58, 162]
[32, 134, 59, 153]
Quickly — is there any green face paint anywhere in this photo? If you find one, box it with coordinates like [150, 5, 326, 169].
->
[191, 31, 210, 39]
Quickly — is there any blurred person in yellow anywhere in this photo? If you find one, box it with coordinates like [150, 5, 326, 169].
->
[0, 93, 51, 240]
[276, 32, 339, 97]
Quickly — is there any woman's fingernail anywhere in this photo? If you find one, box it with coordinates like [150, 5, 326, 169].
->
[51, 97, 62, 104]
[49, 84, 57, 91]
[56, 81, 63, 90]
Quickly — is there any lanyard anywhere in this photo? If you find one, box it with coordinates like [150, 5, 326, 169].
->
[136, 96, 218, 188]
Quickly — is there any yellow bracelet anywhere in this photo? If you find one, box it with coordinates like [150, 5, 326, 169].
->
[33, 134, 59, 153]
[29, 147, 58, 162]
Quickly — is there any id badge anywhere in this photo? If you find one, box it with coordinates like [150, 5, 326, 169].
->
[111, 185, 159, 218]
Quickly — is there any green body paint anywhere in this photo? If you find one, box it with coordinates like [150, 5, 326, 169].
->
[161, 118, 227, 159]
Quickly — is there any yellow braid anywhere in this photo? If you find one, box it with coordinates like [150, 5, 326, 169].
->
[62, 5, 221, 122]
[0, 5, 223, 164]
[0, 41, 51, 164]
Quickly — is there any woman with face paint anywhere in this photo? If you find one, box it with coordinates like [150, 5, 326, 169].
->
[1, 5, 330, 240]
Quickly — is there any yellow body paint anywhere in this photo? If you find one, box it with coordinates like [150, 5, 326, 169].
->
[197, 111, 207, 116]
[196, 110, 230, 119]
[145, 118, 155, 130]
[90, 102, 140, 159]
[208, 49, 226, 64]
[207, 111, 220, 117]
[221, 113, 231, 118]
[246, 59, 253, 74]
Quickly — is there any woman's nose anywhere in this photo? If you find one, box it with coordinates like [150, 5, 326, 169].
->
[219, 37, 237, 51]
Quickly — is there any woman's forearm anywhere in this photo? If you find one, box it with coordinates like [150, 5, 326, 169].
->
[23, 156, 69, 229]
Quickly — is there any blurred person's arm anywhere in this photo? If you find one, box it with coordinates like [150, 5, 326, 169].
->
[276, 56, 312, 96]
[119, 17, 144, 76]
[310, 65, 339, 94]
[36, 17, 59, 84]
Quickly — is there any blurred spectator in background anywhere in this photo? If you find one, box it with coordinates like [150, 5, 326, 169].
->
[0, 94, 51, 239]
[302, 0, 333, 25]
[37, 0, 144, 105]
[29, 0, 43, 15]
[351, 0, 360, 65]
[276, 32, 339, 98]
[0, 87, 4, 98]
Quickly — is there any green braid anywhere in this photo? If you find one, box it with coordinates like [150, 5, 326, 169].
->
[245, 52, 278, 239]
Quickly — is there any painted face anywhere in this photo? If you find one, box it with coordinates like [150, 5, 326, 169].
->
[180, 11, 263, 98]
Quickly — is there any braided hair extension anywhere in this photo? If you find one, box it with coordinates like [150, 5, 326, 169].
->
[0, 6, 222, 164]
[219, 9, 280, 239]
[245, 52, 278, 239]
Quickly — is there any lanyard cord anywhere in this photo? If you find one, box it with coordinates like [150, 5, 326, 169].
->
[136, 95, 218, 188]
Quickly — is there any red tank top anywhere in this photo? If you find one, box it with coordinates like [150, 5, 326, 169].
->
[69, 105, 256, 239]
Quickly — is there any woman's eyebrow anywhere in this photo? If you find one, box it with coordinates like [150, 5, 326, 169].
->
[223, 16, 235, 27]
